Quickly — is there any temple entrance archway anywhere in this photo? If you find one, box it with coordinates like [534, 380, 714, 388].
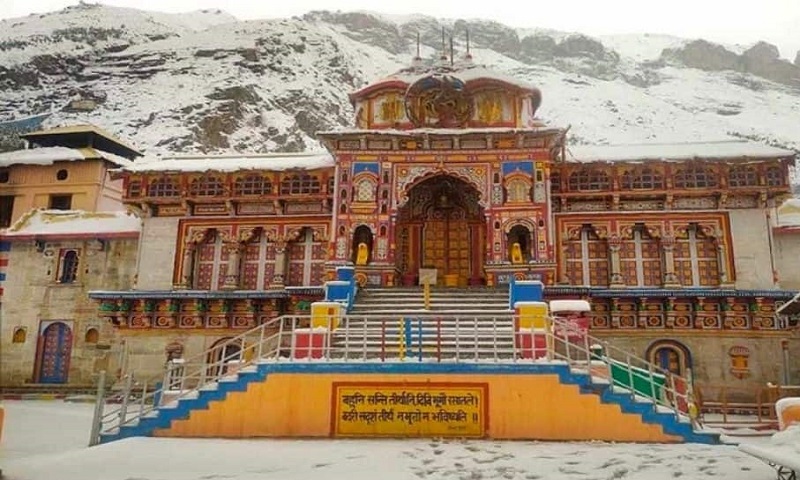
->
[396, 175, 485, 286]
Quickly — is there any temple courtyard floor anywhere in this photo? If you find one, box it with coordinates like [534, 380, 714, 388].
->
[1, 400, 778, 480]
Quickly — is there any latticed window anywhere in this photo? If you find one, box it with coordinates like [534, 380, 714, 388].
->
[728, 166, 758, 187]
[147, 177, 180, 197]
[550, 172, 561, 193]
[674, 224, 720, 287]
[190, 176, 225, 196]
[235, 174, 272, 196]
[621, 168, 664, 190]
[128, 180, 142, 198]
[327, 176, 335, 193]
[565, 226, 609, 287]
[674, 165, 717, 189]
[58, 249, 80, 283]
[280, 174, 321, 195]
[619, 225, 662, 287]
[505, 178, 531, 203]
[568, 170, 610, 191]
[765, 166, 784, 187]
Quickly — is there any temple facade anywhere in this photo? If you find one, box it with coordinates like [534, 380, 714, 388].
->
[1, 56, 798, 397]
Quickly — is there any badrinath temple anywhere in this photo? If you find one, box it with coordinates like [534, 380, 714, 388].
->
[1, 52, 799, 411]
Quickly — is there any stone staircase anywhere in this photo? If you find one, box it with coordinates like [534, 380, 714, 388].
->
[334, 287, 515, 359]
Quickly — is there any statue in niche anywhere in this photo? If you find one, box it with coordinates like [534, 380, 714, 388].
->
[356, 242, 370, 265]
[511, 242, 524, 265]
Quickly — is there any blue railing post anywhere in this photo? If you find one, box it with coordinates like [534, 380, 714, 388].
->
[417, 318, 423, 362]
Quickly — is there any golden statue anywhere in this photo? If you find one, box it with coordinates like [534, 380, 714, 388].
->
[511, 242, 523, 265]
[356, 242, 369, 265]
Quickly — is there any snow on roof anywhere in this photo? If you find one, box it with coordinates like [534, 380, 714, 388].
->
[2, 210, 141, 239]
[121, 152, 334, 173]
[567, 140, 796, 163]
[777, 198, 800, 227]
[318, 126, 559, 136]
[0, 147, 134, 168]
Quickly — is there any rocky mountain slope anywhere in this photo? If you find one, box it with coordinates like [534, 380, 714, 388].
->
[1, 3, 799, 157]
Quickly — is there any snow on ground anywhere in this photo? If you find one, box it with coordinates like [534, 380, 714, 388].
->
[0, 400, 779, 480]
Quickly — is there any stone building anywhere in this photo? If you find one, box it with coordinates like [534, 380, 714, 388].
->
[0, 124, 141, 387]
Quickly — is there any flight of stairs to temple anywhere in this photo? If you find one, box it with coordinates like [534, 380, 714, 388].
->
[335, 287, 515, 359]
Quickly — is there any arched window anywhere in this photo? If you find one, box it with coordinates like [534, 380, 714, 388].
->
[147, 177, 180, 197]
[505, 178, 531, 203]
[507, 225, 532, 262]
[190, 175, 224, 196]
[235, 174, 272, 196]
[765, 166, 784, 187]
[621, 167, 663, 190]
[568, 170, 610, 191]
[12, 327, 26, 344]
[84, 328, 99, 344]
[58, 250, 80, 283]
[355, 178, 376, 202]
[728, 166, 758, 187]
[674, 165, 717, 189]
[206, 338, 242, 377]
[280, 174, 321, 195]
[646, 340, 692, 376]
[565, 225, 609, 287]
[674, 224, 720, 287]
[619, 224, 661, 287]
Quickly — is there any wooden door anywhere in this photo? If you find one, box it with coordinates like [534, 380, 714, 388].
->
[423, 211, 471, 286]
[37, 322, 73, 384]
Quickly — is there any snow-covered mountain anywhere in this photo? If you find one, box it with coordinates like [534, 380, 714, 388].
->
[1, 3, 799, 156]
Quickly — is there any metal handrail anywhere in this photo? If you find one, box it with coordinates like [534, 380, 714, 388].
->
[92, 312, 696, 445]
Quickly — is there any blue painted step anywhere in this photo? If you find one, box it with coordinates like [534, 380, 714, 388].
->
[98, 362, 719, 445]
[99, 368, 267, 444]
[563, 368, 719, 444]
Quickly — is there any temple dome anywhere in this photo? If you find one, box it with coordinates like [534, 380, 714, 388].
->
[349, 59, 543, 130]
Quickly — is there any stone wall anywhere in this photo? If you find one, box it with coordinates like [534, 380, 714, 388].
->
[0, 237, 138, 386]
[773, 231, 800, 290]
[595, 332, 798, 402]
[728, 209, 777, 290]
[135, 216, 180, 290]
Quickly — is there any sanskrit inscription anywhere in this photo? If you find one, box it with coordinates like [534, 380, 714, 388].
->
[332, 382, 487, 437]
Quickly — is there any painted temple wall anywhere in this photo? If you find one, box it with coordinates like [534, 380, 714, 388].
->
[595, 333, 798, 397]
[135, 216, 180, 290]
[0, 238, 138, 386]
[773, 232, 800, 290]
[728, 209, 777, 290]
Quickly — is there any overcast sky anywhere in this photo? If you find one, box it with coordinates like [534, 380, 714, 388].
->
[4, 0, 800, 60]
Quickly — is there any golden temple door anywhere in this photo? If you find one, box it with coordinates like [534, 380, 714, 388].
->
[423, 209, 471, 286]
[396, 175, 485, 287]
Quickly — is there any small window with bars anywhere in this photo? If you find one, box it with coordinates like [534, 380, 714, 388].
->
[190, 176, 225, 196]
[235, 174, 272, 196]
[148, 177, 180, 197]
[765, 166, 784, 187]
[58, 249, 80, 283]
[128, 180, 142, 198]
[728, 166, 758, 187]
[280, 174, 321, 195]
[568, 170, 610, 191]
[675, 165, 717, 189]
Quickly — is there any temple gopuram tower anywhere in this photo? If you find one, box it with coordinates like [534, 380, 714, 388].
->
[319, 52, 565, 287]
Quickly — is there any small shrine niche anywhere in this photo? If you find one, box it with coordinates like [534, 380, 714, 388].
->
[728, 346, 751, 379]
